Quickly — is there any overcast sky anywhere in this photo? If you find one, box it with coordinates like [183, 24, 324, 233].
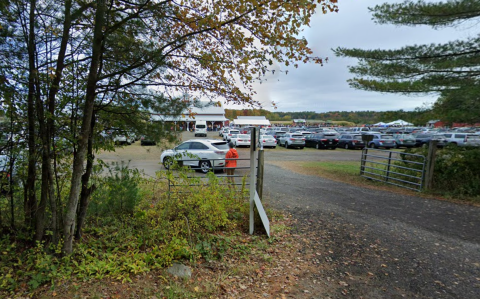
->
[225, 0, 470, 113]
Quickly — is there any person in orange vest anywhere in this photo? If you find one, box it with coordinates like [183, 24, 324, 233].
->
[225, 142, 239, 184]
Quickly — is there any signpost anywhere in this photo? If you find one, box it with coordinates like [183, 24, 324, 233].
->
[249, 128, 270, 237]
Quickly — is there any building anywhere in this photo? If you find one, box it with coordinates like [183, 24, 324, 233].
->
[151, 101, 229, 131]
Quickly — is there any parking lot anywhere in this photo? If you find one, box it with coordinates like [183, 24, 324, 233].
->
[95, 130, 365, 178]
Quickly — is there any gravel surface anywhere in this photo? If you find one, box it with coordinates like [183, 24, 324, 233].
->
[262, 160, 480, 298]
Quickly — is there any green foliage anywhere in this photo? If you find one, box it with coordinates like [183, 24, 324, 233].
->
[0, 167, 253, 295]
[430, 146, 480, 198]
[88, 161, 142, 217]
[401, 146, 480, 199]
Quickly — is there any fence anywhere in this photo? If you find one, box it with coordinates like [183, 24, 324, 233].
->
[360, 148, 426, 191]
[165, 157, 257, 198]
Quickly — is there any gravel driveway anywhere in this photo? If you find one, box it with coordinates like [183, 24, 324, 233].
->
[262, 152, 480, 298]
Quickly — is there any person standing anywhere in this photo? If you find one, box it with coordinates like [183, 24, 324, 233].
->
[225, 142, 239, 184]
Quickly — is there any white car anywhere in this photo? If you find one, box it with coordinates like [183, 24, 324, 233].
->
[260, 135, 277, 148]
[230, 134, 251, 147]
[113, 133, 131, 145]
[223, 129, 240, 141]
[160, 139, 229, 173]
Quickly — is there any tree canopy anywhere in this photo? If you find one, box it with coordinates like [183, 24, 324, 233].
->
[0, 0, 339, 253]
[333, 0, 480, 123]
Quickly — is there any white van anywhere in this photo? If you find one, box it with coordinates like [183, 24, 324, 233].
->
[194, 120, 207, 137]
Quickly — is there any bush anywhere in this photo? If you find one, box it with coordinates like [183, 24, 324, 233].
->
[88, 161, 142, 217]
[403, 146, 480, 199]
[0, 166, 251, 294]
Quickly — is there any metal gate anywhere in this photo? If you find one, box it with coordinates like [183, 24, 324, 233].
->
[360, 148, 426, 191]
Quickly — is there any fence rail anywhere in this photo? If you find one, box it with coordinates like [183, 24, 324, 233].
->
[165, 157, 255, 197]
[360, 148, 426, 191]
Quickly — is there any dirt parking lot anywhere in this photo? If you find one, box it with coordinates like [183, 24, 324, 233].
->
[95, 130, 364, 178]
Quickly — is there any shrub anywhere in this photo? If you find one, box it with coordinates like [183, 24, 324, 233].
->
[402, 146, 480, 199]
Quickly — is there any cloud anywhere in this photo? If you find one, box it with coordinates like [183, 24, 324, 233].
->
[226, 0, 470, 113]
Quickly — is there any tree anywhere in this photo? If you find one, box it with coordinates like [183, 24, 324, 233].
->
[1, 0, 340, 254]
[333, 0, 480, 121]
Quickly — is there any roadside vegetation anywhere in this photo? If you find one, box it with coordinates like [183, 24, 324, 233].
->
[0, 164, 290, 297]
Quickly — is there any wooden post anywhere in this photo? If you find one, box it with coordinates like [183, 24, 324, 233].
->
[256, 149, 264, 200]
[424, 140, 438, 190]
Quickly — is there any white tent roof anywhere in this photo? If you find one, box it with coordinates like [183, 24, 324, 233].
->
[373, 122, 386, 126]
[386, 119, 413, 126]
[151, 114, 228, 122]
[231, 116, 271, 126]
[150, 100, 228, 122]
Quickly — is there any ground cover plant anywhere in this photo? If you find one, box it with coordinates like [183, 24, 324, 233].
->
[0, 165, 269, 297]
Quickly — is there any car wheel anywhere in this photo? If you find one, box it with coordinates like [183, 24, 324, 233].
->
[163, 157, 173, 170]
[315, 143, 320, 149]
[331, 147, 336, 150]
[344, 143, 349, 150]
[285, 143, 289, 149]
[198, 160, 211, 174]
[421, 143, 428, 149]
[369, 143, 376, 149]
[299, 147, 304, 149]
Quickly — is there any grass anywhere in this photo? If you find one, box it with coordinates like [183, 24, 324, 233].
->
[301, 161, 360, 176]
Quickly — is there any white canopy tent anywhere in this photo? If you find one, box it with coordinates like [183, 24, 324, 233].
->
[386, 119, 413, 126]
[373, 122, 387, 126]
[231, 116, 271, 126]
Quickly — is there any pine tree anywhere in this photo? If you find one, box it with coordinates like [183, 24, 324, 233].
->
[333, 0, 480, 123]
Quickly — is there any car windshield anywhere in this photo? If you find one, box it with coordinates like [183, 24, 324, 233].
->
[237, 134, 250, 139]
[211, 142, 229, 150]
[381, 135, 394, 139]
[353, 135, 363, 140]
[291, 134, 303, 138]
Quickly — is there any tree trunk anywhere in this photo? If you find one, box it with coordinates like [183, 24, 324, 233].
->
[75, 116, 96, 240]
[63, 0, 106, 254]
[26, 0, 38, 230]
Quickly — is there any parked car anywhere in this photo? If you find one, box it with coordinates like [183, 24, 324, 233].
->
[278, 133, 305, 149]
[113, 132, 131, 145]
[160, 139, 229, 173]
[337, 134, 365, 150]
[413, 133, 447, 148]
[219, 127, 229, 137]
[366, 134, 396, 149]
[299, 131, 313, 137]
[140, 135, 156, 146]
[305, 133, 339, 149]
[392, 133, 416, 148]
[442, 132, 480, 147]
[350, 127, 372, 133]
[265, 130, 286, 143]
[223, 129, 240, 141]
[259, 135, 277, 148]
[230, 134, 251, 147]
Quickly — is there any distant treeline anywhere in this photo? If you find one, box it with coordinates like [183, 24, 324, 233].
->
[225, 108, 435, 126]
